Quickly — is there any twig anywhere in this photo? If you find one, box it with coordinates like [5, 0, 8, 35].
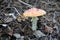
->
[13, 7, 20, 15]
[18, 0, 35, 8]
[34, 0, 38, 7]
[42, 16, 51, 21]
[5, 7, 20, 15]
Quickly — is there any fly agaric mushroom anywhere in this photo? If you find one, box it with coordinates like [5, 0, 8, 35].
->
[23, 8, 46, 31]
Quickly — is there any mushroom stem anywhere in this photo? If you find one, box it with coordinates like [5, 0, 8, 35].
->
[31, 17, 38, 31]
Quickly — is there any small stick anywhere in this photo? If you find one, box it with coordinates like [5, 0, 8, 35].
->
[18, 0, 35, 8]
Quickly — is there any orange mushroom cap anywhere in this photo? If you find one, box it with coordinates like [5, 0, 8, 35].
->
[23, 8, 46, 17]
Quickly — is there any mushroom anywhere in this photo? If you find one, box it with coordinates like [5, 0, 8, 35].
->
[23, 8, 46, 31]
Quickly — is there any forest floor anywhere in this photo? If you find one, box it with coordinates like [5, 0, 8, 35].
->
[0, 0, 60, 40]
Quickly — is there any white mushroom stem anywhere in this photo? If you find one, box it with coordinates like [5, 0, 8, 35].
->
[9, 13, 16, 19]
[31, 17, 38, 31]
